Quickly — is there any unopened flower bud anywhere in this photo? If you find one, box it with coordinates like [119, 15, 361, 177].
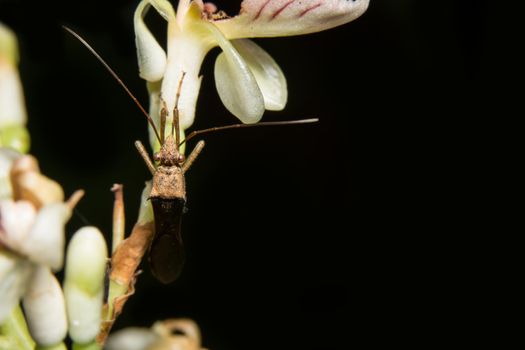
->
[0, 23, 29, 153]
[0, 22, 18, 66]
[64, 226, 108, 344]
[22, 266, 67, 347]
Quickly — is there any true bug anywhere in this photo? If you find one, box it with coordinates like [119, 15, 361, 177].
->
[134, 73, 206, 283]
[64, 27, 317, 283]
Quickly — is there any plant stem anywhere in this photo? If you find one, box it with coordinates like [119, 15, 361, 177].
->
[72, 341, 101, 350]
[111, 184, 125, 253]
[36, 343, 67, 350]
[0, 306, 34, 350]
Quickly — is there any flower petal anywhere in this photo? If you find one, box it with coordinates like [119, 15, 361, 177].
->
[146, 81, 162, 152]
[0, 199, 36, 251]
[134, 0, 172, 81]
[214, 0, 369, 39]
[22, 266, 67, 347]
[145, 0, 176, 20]
[105, 328, 159, 350]
[176, 0, 196, 26]
[232, 39, 287, 110]
[20, 203, 71, 270]
[214, 52, 264, 123]
[0, 251, 33, 323]
[10, 170, 64, 208]
[9, 155, 65, 209]
[208, 24, 264, 123]
[152, 318, 202, 343]
[159, 2, 211, 131]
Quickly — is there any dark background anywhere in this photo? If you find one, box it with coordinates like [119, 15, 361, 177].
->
[1, 0, 491, 348]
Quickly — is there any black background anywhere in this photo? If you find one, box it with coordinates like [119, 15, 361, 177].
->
[1, 0, 491, 348]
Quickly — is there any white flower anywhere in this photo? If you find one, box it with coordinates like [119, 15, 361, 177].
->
[135, 0, 368, 135]
[0, 154, 73, 325]
[0, 198, 71, 326]
[106, 318, 203, 350]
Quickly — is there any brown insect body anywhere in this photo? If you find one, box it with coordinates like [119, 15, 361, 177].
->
[150, 135, 186, 200]
[149, 135, 187, 284]
[135, 112, 205, 284]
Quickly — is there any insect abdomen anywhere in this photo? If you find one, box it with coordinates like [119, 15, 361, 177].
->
[149, 197, 185, 284]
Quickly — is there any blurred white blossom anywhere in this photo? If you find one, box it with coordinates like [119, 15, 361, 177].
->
[1, 27, 75, 348]
[22, 266, 68, 347]
[106, 319, 204, 350]
[0, 249, 33, 323]
[0, 22, 29, 153]
[0, 153, 72, 324]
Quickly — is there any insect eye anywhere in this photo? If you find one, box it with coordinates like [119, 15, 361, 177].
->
[177, 154, 185, 163]
[153, 152, 161, 161]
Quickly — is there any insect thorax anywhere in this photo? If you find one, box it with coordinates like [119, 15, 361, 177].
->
[149, 165, 186, 200]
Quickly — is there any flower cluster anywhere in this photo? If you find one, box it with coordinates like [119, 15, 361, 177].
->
[1, 24, 108, 350]
[134, 0, 369, 149]
[0, 150, 108, 349]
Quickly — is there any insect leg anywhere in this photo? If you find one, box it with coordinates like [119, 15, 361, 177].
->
[182, 140, 205, 174]
[134, 140, 156, 175]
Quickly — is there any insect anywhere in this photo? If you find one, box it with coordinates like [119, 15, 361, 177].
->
[134, 73, 205, 283]
[64, 27, 317, 283]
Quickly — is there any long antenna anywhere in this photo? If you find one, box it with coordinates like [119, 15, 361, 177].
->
[63, 26, 161, 143]
[180, 118, 319, 146]
[160, 102, 167, 144]
[172, 72, 186, 150]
